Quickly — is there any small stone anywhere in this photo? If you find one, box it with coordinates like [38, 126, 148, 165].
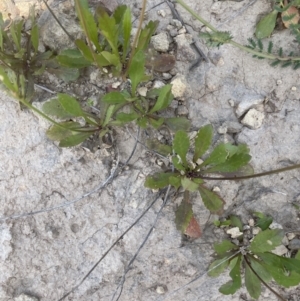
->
[212, 186, 220, 192]
[177, 105, 189, 116]
[15, 294, 39, 301]
[178, 27, 187, 34]
[169, 100, 178, 109]
[162, 73, 172, 80]
[288, 238, 300, 250]
[287, 233, 296, 240]
[252, 227, 261, 235]
[151, 32, 169, 52]
[196, 158, 203, 165]
[243, 225, 250, 230]
[241, 109, 265, 129]
[152, 80, 165, 89]
[228, 99, 235, 107]
[281, 235, 289, 246]
[156, 285, 166, 294]
[272, 245, 288, 256]
[112, 81, 121, 89]
[137, 87, 147, 97]
[225, 121, 243, 133]
[226, 227, 243, 239]
[157, 10, 166, 17]
[235, 96, 264, 117]
[217, 125, 227, 134]
[171, 19, 182, 29]
[276, 79, 282, 85]
[291, 86, 297, 91]
[269, 222, 283, 230]
[171, 75, 187, 99]
[248, 219, 255, 227]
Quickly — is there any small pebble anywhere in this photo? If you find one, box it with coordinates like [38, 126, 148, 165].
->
[156, 285, 166, 294]
[157, 10, 166, 17]
[248, 219, 255, 227]
[112, 81, 121, 89]
[226, 227, 243, 239]
[228, 99, 235, 107]
[276, 79, 282, 85]
[212, 186, 220, 192]
[291, 86, 297, 91]
[287, 233, 296, 240]
[272, 245, 288, 256]
[252, 227, 261, 235]
[178, 27, 187, 34]
[137, 87, 147, 97]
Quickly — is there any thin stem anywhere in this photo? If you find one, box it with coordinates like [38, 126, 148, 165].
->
[244, 255, 287, 301]
[175, 0, 300, 62]
[123, 0, 147, 77]
[197, 164, 300, 181]
[19, 98, 99, 133]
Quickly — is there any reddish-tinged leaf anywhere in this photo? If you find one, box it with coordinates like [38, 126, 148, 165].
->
[184, 215, 201, 238]
[282, 6, 300, 28]
[145, 49, 176, 72]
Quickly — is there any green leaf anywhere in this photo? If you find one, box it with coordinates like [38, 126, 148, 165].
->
[136, 20, 158, 51]
[102, 91, 128, 105]
[205, 153, 251, 173]
[103, 104, 115, 126]
[202, 143, 232, 167]
[75, 0, 101, 52]
[214, 240, 238, 256]
[181, 177, 199, 192]
[0, 66, 18, 94]
[164, 117, 191, 131]
[172, 156, 186, 171]
[198, 185, 224, 214]
[146, 139, 172, 156]
[48, 67, 80, 82]
[265, 264, 300, 287]
[97, 8, 119, 56]
[253, 212, 273, 230]
[208, 256, 230, 277]
[175, 196, 193, 233]
[75, 39, 94, 61]
[59, 132, 92, 147]
[42, 99, 73, 119]
[10, 20, 23, 51]
[255, 10, 278, 39]
[116, 111, 139, 123]
[230, 215, 243, 231]
[136, 117, 147, 128]
[219, 255, 242, 295]
[128, 50, 145, 94]
[100, 51, 121, 68]
[149, 117, 164, 129]
[122, 7, 131, 62]
[193, 124, 213, 162]
[245, 261, 261, 299]
[144, 172, 173, 189]
[30, 23, 39, 53]
[173, 130, 189, 165]
[57, 49, 92, 68]
[249, 257, 272, 283]
[58, 94, 85, 117]
[169, 175, 181, 189]
[249, 229, 284, 253]
[149, 84, 173, 113]
[46, 121, 81, 141]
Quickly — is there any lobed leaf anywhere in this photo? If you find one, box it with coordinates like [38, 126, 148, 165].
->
[57, 49, 92, 68]
[181, 177, 199, 192]
[42, 99, 73, 119]
[59, 131, 92, 147]
[173, 130, 189, 166]
[116, 111, 139, 123]
[144, 172, 173, 189]
[102, 91, 128, 105]
[58, 94, 85, 117]
[249, 229, 284, 253]
[208, 256, 231, 277]
[146, 139, 172, 156]
[198, 185, 224, 214]
[245, 261, 261, 299]
[164, 117, 191, 132]
[253, 212, 273, 230]
[46, 121, 81, 141]
[214, 239, 238, 255]
[193, 124, 213, 162]
[219, 255, 242, 295]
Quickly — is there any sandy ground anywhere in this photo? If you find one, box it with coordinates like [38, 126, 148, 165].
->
[1, 0, 300, 300]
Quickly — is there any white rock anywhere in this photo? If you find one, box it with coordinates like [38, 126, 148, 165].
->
[241, 109, 265, 129]
[171, 19, 182, 29]
[212, 186, 220, 192]
[235, 96, 264, 117]
[248, 219, 255, 227]
[151, 32, 169, 52]
[157, 10, 166, 18]
[156, 285, 166, 294]
[217, 125, 227, 134]
[287, 232, 296, 240]
[226, 227, 243, 238]
[269, 222, 283, 230]
[252, 227, 261, 235]
[272, 245, 288, 256]
[15, 294, 39, 301]
[171, 75, 187, 99]
[152, 80, 165, 89]
[137, 87, 147, 97]
[178, 27, 187, 35]
[177, 105, 189, 116]
[291, 86, 297, 91]
[112, 81, 121, 89]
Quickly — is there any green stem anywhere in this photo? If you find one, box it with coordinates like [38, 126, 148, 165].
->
[123, 0, 147, 77]
[175, 0, 300, 62]
[197, 164, 300, 181]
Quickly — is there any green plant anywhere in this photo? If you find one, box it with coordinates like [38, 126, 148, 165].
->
[175, 0, 300, 69]
[0, 8, 79, 102]
[56, 0, 158, 77]
[145, 125, 252, 236]
[209, 214, 300, 300]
